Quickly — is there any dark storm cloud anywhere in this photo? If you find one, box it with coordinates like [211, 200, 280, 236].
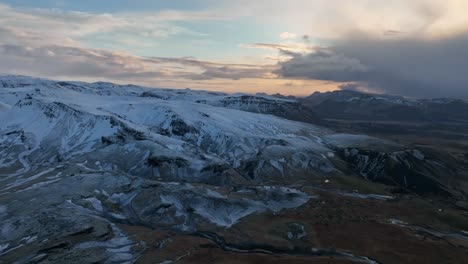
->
[275, 48, 368, 82]
[276, 32, 468, 98]
[338, 83, 364, 92]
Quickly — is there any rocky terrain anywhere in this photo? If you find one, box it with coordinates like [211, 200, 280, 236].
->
[0, 76, 467, 263]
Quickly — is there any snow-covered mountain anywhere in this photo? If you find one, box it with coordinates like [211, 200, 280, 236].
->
[0, 75, 335, 184]
[0, 76, 462, 263]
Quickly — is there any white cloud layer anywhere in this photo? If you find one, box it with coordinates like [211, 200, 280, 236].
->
[214, 0, 468, 40]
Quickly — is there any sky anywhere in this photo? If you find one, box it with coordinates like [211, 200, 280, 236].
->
[1, 0, 467, 98]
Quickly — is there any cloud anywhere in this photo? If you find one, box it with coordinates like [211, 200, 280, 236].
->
[187, 67, 270, 80]
[0, 42, 275, 83]
[338, 83, 379, 94]
[275, 48, 368, 82]
[216, 0, 468, 39]
[237, 0, 468, 98]
[242, 43, 291, 50]
[280, 32, 297, 39]
[0, 44, 160, 79]
[144, 56, 275, 80]
[383, 30, 405, 36]
[242, 42, 313, 57]
[276, 32, 468, 98]
[0, 3, 209, 49]
[0, 4, 128, 45]
[0, 3, 275, 83]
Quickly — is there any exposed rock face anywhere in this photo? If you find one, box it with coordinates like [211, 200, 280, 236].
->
[212, 95, 322, 124]
[338, 148, 452, 196]
[133, 183, 311, 230]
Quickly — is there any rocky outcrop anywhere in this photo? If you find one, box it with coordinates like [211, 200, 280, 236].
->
[338, 148, 453, 196]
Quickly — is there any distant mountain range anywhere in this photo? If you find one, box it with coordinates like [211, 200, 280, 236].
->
[300, 90, 468, 122]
